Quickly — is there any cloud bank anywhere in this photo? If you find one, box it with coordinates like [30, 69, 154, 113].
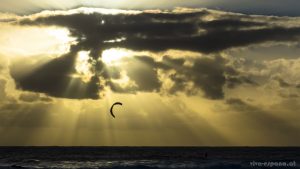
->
[2, 8, 300, 100]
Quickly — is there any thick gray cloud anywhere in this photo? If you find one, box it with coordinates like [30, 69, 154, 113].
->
[19, 11, 300, 54]
[107, 55, 254, 99]
[9, 8, 300, 99]
[10, 46, 101, 99]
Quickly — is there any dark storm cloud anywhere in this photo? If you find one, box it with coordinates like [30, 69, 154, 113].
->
[19, 12, 206, 57]
[10, 45, 101, 99]
[113, 27, 300, 53]
[162, 55, 256, 99]
[108, 55, 253, 99]
[198, 19, 265, 30]
[19, 11, 300, 54]
[187, 56, 228, 99]
[10, 9, 300, 99]
[120, 57, 162, 92]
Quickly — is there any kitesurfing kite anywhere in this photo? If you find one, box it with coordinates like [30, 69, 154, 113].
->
[110, 102, 123, 118]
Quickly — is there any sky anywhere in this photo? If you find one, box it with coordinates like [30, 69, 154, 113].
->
[1, 0, 300, 16]
[0, 1, 300, 146]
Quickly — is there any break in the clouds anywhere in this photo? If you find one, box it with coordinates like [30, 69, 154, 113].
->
[5, 8, 300, 100]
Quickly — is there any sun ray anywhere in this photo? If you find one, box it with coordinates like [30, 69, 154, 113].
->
[74, 51, 94, 83]
[101, 48, 133, 65]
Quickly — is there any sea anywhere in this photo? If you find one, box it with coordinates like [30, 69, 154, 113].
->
[0, 147, 299, 169]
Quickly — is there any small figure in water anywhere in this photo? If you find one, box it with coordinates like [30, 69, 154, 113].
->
[204, 152, 208, 159]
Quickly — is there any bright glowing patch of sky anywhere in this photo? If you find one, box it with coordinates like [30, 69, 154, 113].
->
[1, 0, 300, 16]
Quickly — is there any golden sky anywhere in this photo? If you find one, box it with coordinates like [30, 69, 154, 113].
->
[0, 6, 300, 146]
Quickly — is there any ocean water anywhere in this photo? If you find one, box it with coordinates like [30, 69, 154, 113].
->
[0, 147, 299, 169]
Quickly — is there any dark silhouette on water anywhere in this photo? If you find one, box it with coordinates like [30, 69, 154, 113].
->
[204, 152, 208, 159]
[110, 102, 123, 118]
